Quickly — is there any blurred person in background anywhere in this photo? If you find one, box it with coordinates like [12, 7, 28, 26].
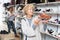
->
[5, 5, 19, 37]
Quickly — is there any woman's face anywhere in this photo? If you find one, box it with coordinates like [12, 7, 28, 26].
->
[9, 7, 14, 12]
[26, 7, 34, 16]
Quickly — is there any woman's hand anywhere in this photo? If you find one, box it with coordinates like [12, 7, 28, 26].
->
[42, 20, 48, 24]
[34, 19, 40, 26]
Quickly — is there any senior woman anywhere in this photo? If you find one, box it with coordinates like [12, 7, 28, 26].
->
[21, 4, 42, 40]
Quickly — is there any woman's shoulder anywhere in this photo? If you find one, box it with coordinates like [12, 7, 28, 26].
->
[21, 16, 26, 22]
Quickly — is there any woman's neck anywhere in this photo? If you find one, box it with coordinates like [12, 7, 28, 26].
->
[26, 15, 32, 19]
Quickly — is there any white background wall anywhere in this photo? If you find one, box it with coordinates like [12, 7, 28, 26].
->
[0, 0, 11, 31]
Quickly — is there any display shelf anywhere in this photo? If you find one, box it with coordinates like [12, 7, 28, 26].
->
[48, 1, 60, 5]
[36, 1, 60, 6]
[45, 22, 60, 26]
[36, 3, 47, 6]
[34, 12, 40, 13]
[34, 1, 60, 40]
[45, 12, 60, 14]
[34, 12, 60, 14]
[40, 32, 60, 39]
